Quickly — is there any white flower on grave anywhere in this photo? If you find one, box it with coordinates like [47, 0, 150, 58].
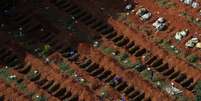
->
[9, 75, 16, 79]
[111, 52, 116, 56]
[34, 70, 38, 74]
[5, 66, 8, 69]
[123, 59, 128, 63]
[80, 78, 85, 82]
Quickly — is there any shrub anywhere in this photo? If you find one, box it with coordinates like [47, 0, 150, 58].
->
[186, 54, 198, 63]
[59, 62, 69, 72]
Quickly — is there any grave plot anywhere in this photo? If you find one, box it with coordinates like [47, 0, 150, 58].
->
[2, 0, 201, 101]
[79, 41, 194, 100]
[109, 19, 201, 95]
[0, 63, 58, 101]
[0, 44, 101, 101]
[0, 79, 29, 101]
[58, 46, 155, 101]
[32, 2, 176, 100]
[80, 0, 201, 70]
[57, 13, 192, 100]
[129, 0, 201, 68]
[0, 46, 78, 99]
[0, 29, 101, 101]
[119, 0, 201, 69]
[48, 0, 199, 100]
[0, 6, 127, 101]
[0, 4, 159, 100]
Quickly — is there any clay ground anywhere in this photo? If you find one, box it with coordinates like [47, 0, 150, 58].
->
[0, 0, 201, 101]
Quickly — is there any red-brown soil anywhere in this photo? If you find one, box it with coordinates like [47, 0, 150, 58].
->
[0, 80, 29, 101]
[78, 43, 174, 101]
[1, 0, 201, 101]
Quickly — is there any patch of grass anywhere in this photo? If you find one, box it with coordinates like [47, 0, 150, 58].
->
[59, 62, 69, 72]
[115, 56, 134, 68]
[155, 0, 177, 9]
[0, 68, 47, 100]
[58, 62, 75, 76]
[186, 54, 198, 63]
[159, 40, 180, 55]
[141, 69, 153, 80]
[27, 70, 39, 80]
[194, 81, 201, 101]
[101, 47, 134, 68]
[0, 68, 14, 84]
[16, 82, 28, 93]
[0, 69, 28, 93]
[101, 47, 115, 54]
[40, 44, 51, 57]
[180, 12, 187, 16]
[180, 12, 201, 28]
[65, 68, 75, 76]
[175, 93, 190, 101]
[116, 13, 128, 22]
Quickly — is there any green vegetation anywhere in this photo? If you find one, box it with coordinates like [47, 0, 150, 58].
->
[141, 69, 153, 80]
[115, 53, 134, 68]
[0, 68, 15, 84]
[132, 58, 142, 68]
[58, 62, 75, 76]
[116, 13, 128, 22]
[180, 12, 188, 16]
[40, 44, 51, 57]
[194, 81, 201, 101]
[99, 46, 191, 99]
[65, 68, 75, 76]
[0, 68, 47, 101]
[101, 47, 114, 55]
[27, 70, 39, 80]
[156, 37, 201, 68]
[100, 47, 134, 68]
[16, 82, 27, 93]
[180, 12, 201, 28]
[195, 64, 201, 68]
[159, 39, 181, 55]
[186, 54, 198, 63]
[155, 0, 177, 9]
[59, 62, 69, 72]
[141, 69, 166, 89]
[58, 62, 88, 85]
[175, 93, 190, 101]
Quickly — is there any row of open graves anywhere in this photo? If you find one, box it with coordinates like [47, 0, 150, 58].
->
[0, 47, 79, 101]
[43, 0, 199, 99]
[0, 0, 200, 100]
[51, 0, 196, 93]
[8, 9, 152, 100]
